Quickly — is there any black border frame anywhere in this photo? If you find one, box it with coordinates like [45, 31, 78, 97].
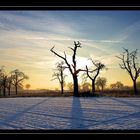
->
[0, 4, 140, 138]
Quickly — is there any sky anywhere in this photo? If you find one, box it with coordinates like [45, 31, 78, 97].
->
[0, 10, 140, 89]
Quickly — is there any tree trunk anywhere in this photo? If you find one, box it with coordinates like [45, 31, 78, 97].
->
[133, 80, 138, 95]
[15, 84, 18, 95]
[92, 80, 95, 96]
[8, 87, 10, 96]
[61, 82, 64, 94]
[73, 75, 79, 97]
[3, 86, 6, 96]
[101, 85, 103, 92]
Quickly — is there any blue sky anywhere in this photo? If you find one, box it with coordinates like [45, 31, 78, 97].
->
[0, 11, 140, 89]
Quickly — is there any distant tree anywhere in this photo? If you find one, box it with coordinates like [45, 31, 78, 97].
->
[0, 67, 7, 96]
[81, 82, 91, 92]
[110, 81, 124, 89]
[123, 85, 131, 90]
[55, 87, 59, 91]
[1, 75, 7, 96]
[84, 58, 105, 95]
[0, 79, 2, 95]
[25, 84, 31, 90]
[0, 67, 4, 95]
[116, 48, 140, 95]
[110, 84, 115, 89]
[52, 61, 67, 94]
[137, 81, 140, 90]
[67, 82, 73, 92]
[96, 77, 107, 91]
[11, 69, 29, 95]
[51, 41, 90, 97]
[6, 75, 13, 96]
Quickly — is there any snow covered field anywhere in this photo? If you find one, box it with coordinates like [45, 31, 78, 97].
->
[0, 97, 140, 130]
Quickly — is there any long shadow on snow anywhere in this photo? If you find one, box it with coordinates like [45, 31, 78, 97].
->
[70, 97, 87, 129]
[1, 98, 48, 129]
[86, 97, 140, 128]
[110, 97, 140, 109]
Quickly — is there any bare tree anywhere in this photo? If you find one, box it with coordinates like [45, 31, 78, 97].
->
[51, 41, 85, 97]
[52, 61, 67, 94]
[110, 81, 124, 89]
[116, 48, 140, 95]
[11, 69, 29, 95]
[96, 77, 107, 91]
[2, 75, 7, 96]
[67, 82, 73, 92]
[0, 67, 7, 96]
[6, 75, 13, 96]
[83, 58, 105, 95]
[0, 67, 4, 95]
[81, 82, 91, 92]
[0, 79, 2, 95]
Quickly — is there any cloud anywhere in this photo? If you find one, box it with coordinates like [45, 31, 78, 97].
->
[0, 11, 139, 88]
[0, 27, 122, 77]
[113, 20, 140, 42]
[0, 11, 80, 38]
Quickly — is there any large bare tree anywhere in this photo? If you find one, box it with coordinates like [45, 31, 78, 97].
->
[116, 48, 140, 95]
[52, 61, 67, 94]
[11, 69, 29, 95]
[82, 58, 105, 95]
[51, 41, 84, 97]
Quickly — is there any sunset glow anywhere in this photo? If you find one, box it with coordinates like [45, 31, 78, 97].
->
[0, 11, 140, 89]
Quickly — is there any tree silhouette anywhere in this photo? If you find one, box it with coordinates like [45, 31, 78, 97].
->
[51, 41, 86, 97]
[82, 58, 105, 95]
[116, 48, 140, 95]
[11, 69, 29, 95]
[52, 61, 67, 94]
[110, 81, 124, 89]
[6, 75, 13, 96]
[0, 67, 4, 95]
[2, 75, 7, 96]
[0, 67, 7, 96]
[137, 81, 140, 90]
[96, 77, 107, 91]
[81, 82, 91, 92]
[25, 84, 31, 90]
[67, 82, 73, 92]
[0, 80, 1, 95]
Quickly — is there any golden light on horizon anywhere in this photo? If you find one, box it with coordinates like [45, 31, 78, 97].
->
[0, 11, 140, 91]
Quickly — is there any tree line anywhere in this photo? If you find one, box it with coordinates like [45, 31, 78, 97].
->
[50, 41, 140, 97]
[1, 41, 139, 97]
[0, 68, 28, 96]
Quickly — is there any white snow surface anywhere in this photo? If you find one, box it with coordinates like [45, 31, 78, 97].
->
[0, 97, 140, 130]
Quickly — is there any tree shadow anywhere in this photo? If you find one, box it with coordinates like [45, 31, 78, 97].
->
[85, 97, 140, 129]
[110, 97, 140, 109]
[1, 98, 49, 129]
[70, 97, 86, 129]
[87, 110, 140, 129]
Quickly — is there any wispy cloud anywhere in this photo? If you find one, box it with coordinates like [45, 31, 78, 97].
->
[0, 11, 140, 88]
[0, 11, 80, 37]
[112, 20, 140, 42]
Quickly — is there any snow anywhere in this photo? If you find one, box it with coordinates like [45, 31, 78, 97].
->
[0, 97, 140, 129]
